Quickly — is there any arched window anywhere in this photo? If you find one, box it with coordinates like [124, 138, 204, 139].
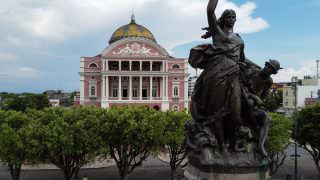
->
[173, 105, 179, 111]
[90, 86, 96, 96]
[89, 63, 98, 68]
[172, 64, 180, 69]
[173, 86, 179, 97]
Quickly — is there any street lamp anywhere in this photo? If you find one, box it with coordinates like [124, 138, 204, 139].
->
[291, 76, 299, 180]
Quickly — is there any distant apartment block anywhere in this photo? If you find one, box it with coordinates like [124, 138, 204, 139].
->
[283, 76, 320, 110]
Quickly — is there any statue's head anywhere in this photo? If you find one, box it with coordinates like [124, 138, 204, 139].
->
[264, 59, 282, 75]
[218, 9, 236, 28]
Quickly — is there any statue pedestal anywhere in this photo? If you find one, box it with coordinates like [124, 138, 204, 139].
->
[184, 152, 269, 180]
[184, 163, 269, 180]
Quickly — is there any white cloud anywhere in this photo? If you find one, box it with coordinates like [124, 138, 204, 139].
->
[0, 66, 40, 79]
[0, 0, 268, 48]
[6, 35, 24, 47]
[272, 60, 318, 82]
[0, 51, 19, 63]
[0, 0, 269, 91]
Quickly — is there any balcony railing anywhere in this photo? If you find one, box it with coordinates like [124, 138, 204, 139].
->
[103, 97, 163, 101]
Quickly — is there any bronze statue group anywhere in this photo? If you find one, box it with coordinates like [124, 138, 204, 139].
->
[185, 0, 282, 167]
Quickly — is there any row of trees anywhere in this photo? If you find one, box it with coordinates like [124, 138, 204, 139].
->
[2, 103, 313, 180]
[0, 106, 190, 180]
[0, 93, 50, 112]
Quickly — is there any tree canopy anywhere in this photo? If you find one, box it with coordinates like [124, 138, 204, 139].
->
[296, 104, 320, 177]
[264, 89, 283, 112]
[267, 113, 292, 176]
[0, 110, 34, 180]
[162, 110, 190, 180]
[27, 106, 102, 180]
[99, 106, 164, 180]
[1, 94, 50, 112]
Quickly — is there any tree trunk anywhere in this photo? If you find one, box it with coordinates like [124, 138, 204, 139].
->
[317, 165, 320, 180]
[9, 164, 21, 180]
[170, 167, 177, 180]
[62, 167, 73, 180]
[120, 171, 128, 180]
[73, 167, 80, 180]
[118, 166, 129, 180]
[269, 159, 274, 177]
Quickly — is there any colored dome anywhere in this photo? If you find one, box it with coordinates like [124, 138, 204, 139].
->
[109, 14, 156, 44]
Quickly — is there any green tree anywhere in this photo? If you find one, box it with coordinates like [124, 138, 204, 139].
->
[0, 110, 34, 180]
[162, 110, 190, 180]
[296, 104, 320, 178]
[267, 113, 292, 176]
[29, 106, 102, 180]
[264, 89, 283, 112]
[3, 94, 50, 112]
[100, 106, 164, 180]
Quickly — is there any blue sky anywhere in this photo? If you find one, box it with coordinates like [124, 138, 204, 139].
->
[0, 0, 319, 93]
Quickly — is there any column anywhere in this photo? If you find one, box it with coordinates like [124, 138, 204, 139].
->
[140, 76, 143, 100]
[162, 61, 165, 72]
[166, 76, 168, 98]
[162, 76, 165, 99]
[106, 76, 109, 100]
[118, 76, 122, 100]
[106, 60, 109, 71]
[129, 61, 132, 71]
[80, 76, 84, 104]
[167, 61, 169, 71]
[129, 76, 132, 100]
[102, 75, 105, 99]
[119, 61, 121, 70]
[184, 76, 189, 109]
[140, 61, 142, 71]
[150, 76, 153, 100]
[150, 61, 153, 71]
[102, 60, 105, 71]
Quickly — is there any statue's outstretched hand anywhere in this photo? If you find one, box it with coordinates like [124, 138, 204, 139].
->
[201, 27, 211, 39]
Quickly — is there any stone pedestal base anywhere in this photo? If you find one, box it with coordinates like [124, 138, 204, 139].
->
[184, 164, 269, 180]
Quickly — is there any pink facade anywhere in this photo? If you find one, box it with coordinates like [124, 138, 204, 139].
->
[76, 17, 189, 111]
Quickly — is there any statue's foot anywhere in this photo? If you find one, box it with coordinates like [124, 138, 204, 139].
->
[238, 126, 250, 136]
[200, 147, 214, 162]
[234, 140, 247, 152]
[220, 145, 230, 156]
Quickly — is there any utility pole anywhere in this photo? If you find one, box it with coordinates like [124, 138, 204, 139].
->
[316, 59, 319, 79]
[291, 76, 299, 180]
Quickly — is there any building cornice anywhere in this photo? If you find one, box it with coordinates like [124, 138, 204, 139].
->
[101, 37, 170, 57]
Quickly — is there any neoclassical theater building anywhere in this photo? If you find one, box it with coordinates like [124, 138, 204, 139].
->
[76, 15, 189, 111]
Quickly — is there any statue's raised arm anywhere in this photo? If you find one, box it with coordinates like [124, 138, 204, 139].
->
[207, 0, 226, 42]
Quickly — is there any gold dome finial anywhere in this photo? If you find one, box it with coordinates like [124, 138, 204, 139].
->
[131, 12, 136, 23]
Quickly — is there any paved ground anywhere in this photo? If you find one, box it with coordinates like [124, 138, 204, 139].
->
[0, 146, 318, 180]
[272, 145, 319, 180]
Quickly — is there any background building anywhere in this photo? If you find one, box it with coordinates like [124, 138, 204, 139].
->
[75, 15, 189, 111]
[44, 90, 77, 107]
[283, 76, 320, 113]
